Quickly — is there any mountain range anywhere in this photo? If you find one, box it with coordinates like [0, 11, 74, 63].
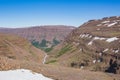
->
[0, 25, 75, 49]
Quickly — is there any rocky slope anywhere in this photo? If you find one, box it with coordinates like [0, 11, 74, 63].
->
[0, 25, 75, 49]
[0, 33, 45, 70]
[47, 16, 120, 74]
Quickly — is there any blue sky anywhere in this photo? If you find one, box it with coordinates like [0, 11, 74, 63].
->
[0, 0, 120, 28]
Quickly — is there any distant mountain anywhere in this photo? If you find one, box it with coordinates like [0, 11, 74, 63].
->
[0, 25, 75, 50]
[47, 16, 120, 74]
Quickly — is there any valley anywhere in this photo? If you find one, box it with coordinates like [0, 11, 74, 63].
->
[46, 16, 120, 75]
[0, 16, 120, 80]
[0, 25, 75, 51]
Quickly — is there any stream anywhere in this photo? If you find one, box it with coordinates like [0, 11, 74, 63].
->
[43, 52, 48, 64]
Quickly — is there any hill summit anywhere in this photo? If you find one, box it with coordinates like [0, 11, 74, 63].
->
[47, 16, 120, 74]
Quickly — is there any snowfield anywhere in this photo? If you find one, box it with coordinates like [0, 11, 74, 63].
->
[0, 69, 53, 80]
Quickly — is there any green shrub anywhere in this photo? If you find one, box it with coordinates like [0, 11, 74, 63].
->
[44, 47, 53, 52]
[46, 60, 57, 64]
[40, 39, 47, 47]
[56, 45, 72, 57]
[7, 56, 16, 59]
[31, 39, 47, 48]
[31, 40, 40, 48]
[53, 38, 60, 45]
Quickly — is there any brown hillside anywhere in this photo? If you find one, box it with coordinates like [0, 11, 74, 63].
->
[0, 25, 75, 42]
[47, 16, 120, 74]
[0, 33, 45, 70]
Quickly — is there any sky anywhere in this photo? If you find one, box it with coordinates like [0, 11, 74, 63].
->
[0, 0, 120, 28]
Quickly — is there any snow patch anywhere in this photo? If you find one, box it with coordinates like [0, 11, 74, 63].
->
[106, 37, 119, 42]
[0, 69, 53, 80]
[80, 66, 84, 69]
[103, 48, 109, 52]
[93, 60, 96, 64]
[107, 22, 117, 27]
[79, 48, 82, 51]
[79, 34, 92, 39]
[88, 40, 93, 45]
[99, 53, 102, 56]
[93, 37, 106, 40]
[97, 28, 100, 31]
[112, 50, 119, 53]
[89, 35, 92, 38]
[115, 50, 119, 53]
[97, 24, 102, 26]
[97, 60, 101, 63]
[88, 37, 106, 46]
[87, 36, 119, 46]
[97, 19, 120, 27]
[94, 37, 100, 40]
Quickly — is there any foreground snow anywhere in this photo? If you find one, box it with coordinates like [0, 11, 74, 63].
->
[0, 69, 53, 80]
